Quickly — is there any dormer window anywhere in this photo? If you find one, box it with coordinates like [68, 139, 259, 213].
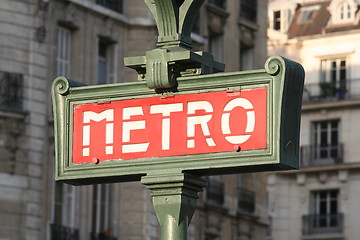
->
[273, 10, 281, 30]
[329, 0, 356, 25]
[298, 5, 320, 24]
[270, 8, 294, 32]
[299, 9, 314, 23]
[339, 2, 353, 21]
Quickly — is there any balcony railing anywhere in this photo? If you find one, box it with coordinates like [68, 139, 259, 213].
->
[0, 71, 23, 112]
[303, 214, 343, 235]
[90, 232, 117, 240]
[300, 144, 343, 167]
[50, 224, 79, 240]
[208, 0, 225, 9]
[237, 187, 255, 213]
[303, 79, 360, 103]
[207, 179, 224, 206]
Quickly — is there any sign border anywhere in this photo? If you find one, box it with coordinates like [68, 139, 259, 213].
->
[52, 56, 304, 185]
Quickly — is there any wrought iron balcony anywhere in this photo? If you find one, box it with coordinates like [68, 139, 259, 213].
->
[90, 232, 117, 240]
[303, 213, 343, 235]
[208, 0, 225, 9]
[50, 224, 79, 240]
[300, 144, 343, 167]
[0, 71, 23, 112]
[97, 0, 123, 14]
[206, 179, 224, 206]
[237, 187, 255, 213]
[303, 79, 360, 103]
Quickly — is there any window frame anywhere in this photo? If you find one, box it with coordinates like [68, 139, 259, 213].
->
[240, 0, 257, 23]
[92, 184, 111, 234]
[310, 189, 340, 229]
[96, 38, 116, 85]
[298, 5, 320, 24]
[320, 57, 347, 93]
[273, 10, 281, 30]
[96, 0, 123, 14]
[311, 119, 340, 162]
[56, 26, 72, 77]
[337, 1, 354, 22]
[53, 182, 77, 227]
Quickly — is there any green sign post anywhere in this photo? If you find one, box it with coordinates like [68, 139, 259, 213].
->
[52, 1, 305, 239]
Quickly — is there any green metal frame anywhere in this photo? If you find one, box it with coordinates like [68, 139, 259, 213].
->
[52, 55, 304, 185]
[52, 1, 305, 239]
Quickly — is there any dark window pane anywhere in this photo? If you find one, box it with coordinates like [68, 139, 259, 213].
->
[240, 0, 257, 22]
[274, 11, 281, 30]
[97, 0, 123, 14]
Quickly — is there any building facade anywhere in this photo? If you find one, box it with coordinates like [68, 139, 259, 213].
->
[0, 0, 268, 240]
[268, 0, 360, 239]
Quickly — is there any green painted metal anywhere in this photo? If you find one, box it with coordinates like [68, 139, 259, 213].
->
[51, 55, 304, 185]
[52, 1, 305, 239]
[141, 173, 207, 240]
[144, 0, 204, 48]
[125, 0, 224, 89]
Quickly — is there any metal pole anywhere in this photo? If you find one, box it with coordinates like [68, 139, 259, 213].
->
[141, 173, 207, 240]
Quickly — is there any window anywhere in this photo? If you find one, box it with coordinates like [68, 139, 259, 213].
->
[205, 234, 220, 240]
[97, 0, 123, 14]
[0, 71, 23, 112]
[239, 44, 254, 71]
[320, 58, 347, 99]
[273, 11, 281, 30]
[340, 4, 351, 20]
[330, 0, 354, 24]
[92, 184, 112, 238]
[299, 10, 314, 22]
[308, 190, 341, 233]
[303, 190, 343, 235]
[272, 8, 294, 32]
[298, 5, 319, 24]
[57, 27, 71, 77]
[207, 176, 224, 205]
[312, 120, 341, 163]
[338, 1, 353, 21]
[209, 34, 223, 62]
[97, 39, 115, 85]
[240, 0, 257, 22]
[51, 183, 78, 240]
[237, 175, 255, 213]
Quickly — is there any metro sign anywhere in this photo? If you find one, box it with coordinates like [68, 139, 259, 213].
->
[52, 56, 304, 185]
[73, 88, 266, 163]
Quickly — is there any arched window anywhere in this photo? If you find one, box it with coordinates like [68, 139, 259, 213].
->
[337, 1, 354, 22]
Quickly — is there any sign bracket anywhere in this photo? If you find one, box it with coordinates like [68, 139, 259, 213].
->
[124, 0, 224, 89]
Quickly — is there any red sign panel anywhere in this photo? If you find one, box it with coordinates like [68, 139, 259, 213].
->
[72, 88, 267, 164]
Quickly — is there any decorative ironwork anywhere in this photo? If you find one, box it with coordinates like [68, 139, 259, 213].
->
[303, 79, 360, 103]
[237, 187, 255, 213]
[206, 178, 224, 205]
[50, 224, 79, 240]
[300, 144, 343, 167]
[97, 0, 123, 14]
[303, 214, 343, 235]
[0, 71, 23, 112]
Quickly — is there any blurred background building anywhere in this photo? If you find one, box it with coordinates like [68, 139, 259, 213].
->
[0, 0, 269, 240]
[268, 0, 360, 239]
